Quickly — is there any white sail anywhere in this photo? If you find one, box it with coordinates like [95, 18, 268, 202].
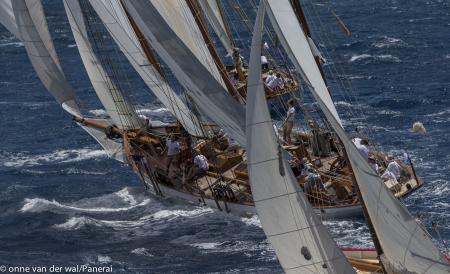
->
[0, 0, 19, 38]
[87, 0, 204, 137]
[123, 0, 246, 146]
[64, 0, 143, 130]
[149, 0, 226, 89]
[11, 0, 80, 115]
[197, 0, 234, 56]
[246, 3, 355, 273]
[265, 0, 342, 126]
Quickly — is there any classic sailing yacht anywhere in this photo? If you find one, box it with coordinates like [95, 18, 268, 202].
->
[246, 1, 449, 273]
[0, 0, 424, 220]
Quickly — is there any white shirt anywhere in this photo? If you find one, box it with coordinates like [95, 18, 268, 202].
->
[166, 139, 180, 156]
[286, 107, 295, 122]
[381, 170, 397, 182]
[265, 74, 275, 85]
[352, 137, 362, 146]
[261, 55, 268, 64]
[268, 77, 284, 89]
[387, 161, 402, 179]
[356, 144, 369, 161]
[194, 155, 209, 171]
[370, 162, 379, 172]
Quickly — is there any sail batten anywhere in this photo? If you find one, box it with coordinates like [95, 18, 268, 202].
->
[88, 0, 204, 137]
[246, 2, 355, 273]
[10, 0, 80, 114]
[64, 0, 142, 130]
[123, 0, 246, 146]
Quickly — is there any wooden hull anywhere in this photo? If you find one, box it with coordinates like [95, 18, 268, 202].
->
[138, 171, 363, 219]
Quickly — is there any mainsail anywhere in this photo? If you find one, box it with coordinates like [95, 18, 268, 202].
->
[122, 0, 246, 146]
[10, 0, 80, 115]
[87, 0, 204, 137]
[197, 0, 234, 56]
[265, 0, 342, 126]
[64, 0, 143, 130]
[265, 1, 449, 272]
[246, 2, 355, 273]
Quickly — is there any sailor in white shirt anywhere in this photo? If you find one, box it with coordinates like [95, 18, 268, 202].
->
[267, 73, 285, 91]
[380, 167, 397, 183]
[355, 139, 369, 161]
[283, 99, 295, 144]
[265, 71, 276, 85]
[165, 135, 180, 176]
[261, 55, 269, 70]
[386, 155, 403, 180]
[184, 153, 209, 184]
[368, 156, 379, 173]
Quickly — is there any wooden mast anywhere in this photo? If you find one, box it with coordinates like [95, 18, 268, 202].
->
[289, 0, 328, 84]
[120, 0, 165, 78]
[185, 0, 240, 100]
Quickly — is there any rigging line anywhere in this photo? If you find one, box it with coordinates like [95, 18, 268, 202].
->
[303, 1, 384, 153]
[67, 0, 133, 129]
[91, 1, 200, 127]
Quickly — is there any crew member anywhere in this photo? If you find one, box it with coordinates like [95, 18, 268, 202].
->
[283, 99, 295, 145]
[184, 153, 209, 184]
[386, 155, 404, 180]
[355, 138, 369, 161]
[165, 134, 180, 176]
[261, 55, 269, 70]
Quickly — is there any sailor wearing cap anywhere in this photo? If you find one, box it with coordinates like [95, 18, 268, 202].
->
[386, 155, 403, 180]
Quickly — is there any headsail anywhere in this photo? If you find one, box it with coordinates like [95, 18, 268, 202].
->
[87, 0, 204, 137]
[11, 0, 80, 115]
[64, 0, 142, 130]
[122, 0, 246, 146]
[265, 0, 342, 126]
[197, 0, 234, 56]
[246, 2, 355, 273]
[0, 0, 19, 38]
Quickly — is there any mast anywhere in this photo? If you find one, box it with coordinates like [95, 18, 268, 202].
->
[289, 0, 328, 84]
[119, 0, 165, 78]
[185, 0, 240, 100]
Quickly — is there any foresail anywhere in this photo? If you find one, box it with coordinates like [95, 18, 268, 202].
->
[64, 0, 142, 130]
[149, 0, 226, 89]
[197, 0, 234, 56]
[265, 0, 342, 126]
[301, 47, 450, 274]
[246, 2, 355, 273]
[0, 0, 19, 38]
[11, 0, 80, 115]
[88, 0, 204, 137]
[123, 0, 246, 146]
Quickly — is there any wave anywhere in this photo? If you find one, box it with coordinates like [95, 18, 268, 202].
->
[349, 54, 401, 63]
[240, 215, 261, 228]
[131, 248, 154, 257]
[1, 148, 107, 168]
[89, 109, 109, 118]
[372, 36, 408, 49]
[20, 187, 151, 214]
[146, 207, 213, 221]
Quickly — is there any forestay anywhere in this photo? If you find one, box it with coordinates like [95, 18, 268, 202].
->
[11, 0, 80, 115]
[88, 0, 204, 137]
[246, 2, 355, 273]
[123, 0, 246, 146]
[265, 0, 342, 126]
[64, 0, 142, 130]
[197, 0, 234, 56]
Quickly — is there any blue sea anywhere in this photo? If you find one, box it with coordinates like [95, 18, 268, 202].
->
[0, 0, 449, 273]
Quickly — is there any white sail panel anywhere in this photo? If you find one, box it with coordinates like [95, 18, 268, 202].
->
[0, 0, 19, 38]
[149, 0, 226, 90]
[123, 0, 246, 146]
[265, 0, 342, 126]
[11, 0, 80, 114]
[197, 0, 233, 56]
[303, 55, 449, 274]
[64, 0, 142, 130]
[88, 0, 204, 137]
[246, 3, 355, 273]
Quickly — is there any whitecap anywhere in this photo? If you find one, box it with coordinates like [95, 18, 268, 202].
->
[89, 109, 109, 117]
[131, 248, 154, 257]
[150, 207, 213, 221]
[97, 255, 112, 264]
[349, 54, 400, 63]
[349, 54, 372, 62]
[372, 36, 407, 48]
[240, 215, 261, 228]
[1, 148, 107, 168]
[0, 41, 24, 48]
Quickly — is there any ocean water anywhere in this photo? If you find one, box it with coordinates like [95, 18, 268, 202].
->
[0, 0, 449, 273]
